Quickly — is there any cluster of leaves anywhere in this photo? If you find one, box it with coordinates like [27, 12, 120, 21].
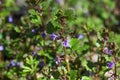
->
[0, 0, 120, 80]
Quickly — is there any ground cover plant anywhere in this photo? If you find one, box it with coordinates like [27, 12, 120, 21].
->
[0, 0, 120, 80]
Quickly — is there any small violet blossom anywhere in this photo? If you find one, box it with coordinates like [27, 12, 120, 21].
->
[78, 34, 84, 39]
[62, 39, 70, 47]
[39, 61, 44, 67]
[0, 1, 2, 4]
[41, 32, 46, 38]
[32, 51, 37, 56]
[56, 0, 64, 6]
[8, 15, 13, 23]
[103, 47, 112, 55]
[10, 61, 16, 67]
[50, 33, 58, 40]
[0, 45, 4, 51]
[31, 29, 36, 33]
[107, 62, 115, 68]
[56, 0, 60, 3]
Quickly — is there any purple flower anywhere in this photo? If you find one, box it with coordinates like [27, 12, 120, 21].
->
[32, 51, 37, 56]
[10, 61, 16, 67]
[41, 32, 46, 38]
[56, 0, 60, 3]
[31, 29, 36, 33]
[62, 39, 70, 47]
[0, 45, 4, 51]
[107, 62, 114, 68]
[103, 47, 112, 55]
[0, 0, 2, 4]
[8, 15, 13, 23]
[50, 33, 58, 40]
[78, 34, 84, 39]
[39, 61, 44, 67]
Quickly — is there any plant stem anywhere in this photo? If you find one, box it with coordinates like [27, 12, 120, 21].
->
[43, 39, 46, 64]
[33, 72, 37, 80]
[0, 52, 4, 80]
[94, 74, 98, 80]
[114, 56, 117, 80]
[63, 47, 70, 80]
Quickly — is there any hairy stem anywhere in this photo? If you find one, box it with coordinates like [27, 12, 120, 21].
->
[33, 72, 37, 80]
[63, 47, 70, 80]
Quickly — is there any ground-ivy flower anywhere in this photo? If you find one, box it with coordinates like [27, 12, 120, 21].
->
[0, 1, 2, 4]
[8, 15, 13, 23]
[56, 0, 60, 3]
[31, 29, 36, 33]
[0, 45, 4, 51]
[107, 62, 114, 68]
[56, 0, 64, 6]
[50, 33, 58, 40]
[103, 47, 112, 55]
[39, 61, 44, 67]
[78, 34, 84, 39]
[32, 51, 37, 56]
[10, 61, 16, 67]
[41, 32, 46, 38]
[62, 39, 70, 47]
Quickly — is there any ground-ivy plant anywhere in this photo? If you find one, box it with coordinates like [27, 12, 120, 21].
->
[0, 0, 120, 80]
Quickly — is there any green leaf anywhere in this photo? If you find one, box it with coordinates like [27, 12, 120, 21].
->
[40, 0, 51, 10]
[87, 61, 95, 69]
[22, 66, 32, 71]
[5, 0, 15, 7]
[70, 70, 77, 80]
[0, 34, 3, 39]
[29, 15, 41, 24]
[46, 22, 59, 34]
[23, 69, 31, 73]
[38, 78, 47, 80]
[14, 27, 21, 33]
[70, 38, 80, 50]
[101, 11, 110, 19]
[38, 50, 53, 59]
[65, 8, 75, 20]
[44, 53, 53, 59]
[52, 71, 60, 79]
[117, 70, 120, 75]
[82, 76, 92, 80]
[29, 9, 41, 25]
[18, 77, 26, 80]
[28, 9, 36, 14]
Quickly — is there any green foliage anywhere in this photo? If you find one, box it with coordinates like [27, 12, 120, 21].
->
[70, 70, 77, 80]
[70, 38, 80, 50]
[0, 0, 120, 80]
[22, 55, 39, 76]
[28, 9, 41, 25]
